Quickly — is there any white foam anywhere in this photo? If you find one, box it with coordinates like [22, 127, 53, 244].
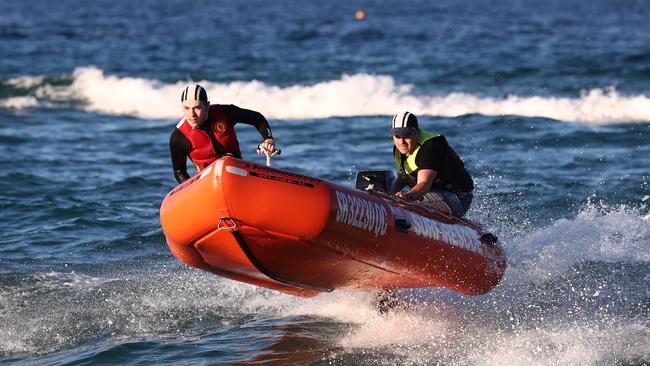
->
[2, 254, 647, 363]
[279, 291, 650, 365]
[1, 202, 648, 360]
[5, 66, 650, 124]
[0, 267, 276, 356]
[506, 203, 650, 284]
[468, 323, 650, 366]
[282, 292, 378, 322]
[339, 311, 450, 349]
[0, 96, 39, 109]
[6, 75, 45, 88]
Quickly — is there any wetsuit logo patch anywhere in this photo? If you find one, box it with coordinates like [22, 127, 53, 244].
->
[214, 121, 226, 133]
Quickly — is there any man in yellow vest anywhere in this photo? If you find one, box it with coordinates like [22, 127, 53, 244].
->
[389, 112, 474, 217]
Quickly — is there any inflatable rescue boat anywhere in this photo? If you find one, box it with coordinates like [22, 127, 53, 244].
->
[160, 157, 507, 297]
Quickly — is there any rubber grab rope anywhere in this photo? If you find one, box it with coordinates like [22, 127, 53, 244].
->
[256, 145, 281, 167]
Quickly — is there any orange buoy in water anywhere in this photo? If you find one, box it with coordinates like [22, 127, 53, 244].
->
[355, 10, 365, 21]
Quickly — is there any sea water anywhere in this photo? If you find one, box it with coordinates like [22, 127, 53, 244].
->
[1, 0, 648, 364]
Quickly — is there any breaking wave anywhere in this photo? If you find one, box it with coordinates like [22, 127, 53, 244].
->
[3, 66, 650, 124]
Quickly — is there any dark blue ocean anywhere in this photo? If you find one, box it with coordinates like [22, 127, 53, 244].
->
[1, 0, 649, 364]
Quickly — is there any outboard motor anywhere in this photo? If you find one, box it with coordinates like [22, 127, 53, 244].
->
[355, 170, 397, 193]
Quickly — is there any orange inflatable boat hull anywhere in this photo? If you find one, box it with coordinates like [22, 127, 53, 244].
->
[160, 157, 507, 297]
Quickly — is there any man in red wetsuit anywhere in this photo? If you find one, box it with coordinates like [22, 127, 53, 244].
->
[169, 84, 277, 183]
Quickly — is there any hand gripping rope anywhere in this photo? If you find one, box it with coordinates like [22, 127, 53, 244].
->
[257, 144, 281, 167]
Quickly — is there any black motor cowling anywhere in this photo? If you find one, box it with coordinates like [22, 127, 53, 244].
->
[355, 170, 397, 193]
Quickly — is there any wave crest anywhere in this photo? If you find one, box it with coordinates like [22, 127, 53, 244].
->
[3, 66, 650, 124]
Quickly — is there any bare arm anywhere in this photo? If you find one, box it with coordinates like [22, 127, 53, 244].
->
[396, 169, 437, 201]
[389, 174, 409, 194]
